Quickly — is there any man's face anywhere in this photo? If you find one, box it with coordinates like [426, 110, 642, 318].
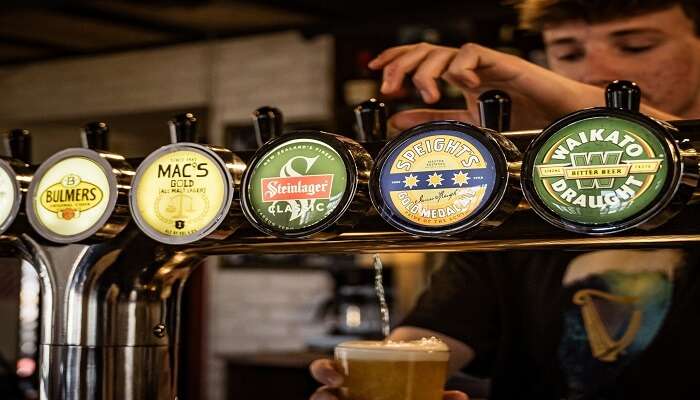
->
[543, 5, 700, 117]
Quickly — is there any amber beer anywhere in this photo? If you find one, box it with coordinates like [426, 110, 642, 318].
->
[334, 339, 450, 400]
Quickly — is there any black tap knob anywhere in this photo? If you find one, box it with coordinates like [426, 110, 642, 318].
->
[354, 98, 387, 142]
[5, 129, 31, 163]
[478, 90, 511, 132]
[252, 106, 283, 147]
[606, 80, 641, 112]
[81, 122, 110, 151]
[169, 113, 198, 144]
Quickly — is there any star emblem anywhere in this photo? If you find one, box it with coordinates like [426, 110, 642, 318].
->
[427, 172, 444, 187]
[452, 171, 470, 186]
[402, 174, 420, 189]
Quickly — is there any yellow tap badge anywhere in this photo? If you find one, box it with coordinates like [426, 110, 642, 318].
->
[135, 149, 227, 238]
[34, 157, 110, 236]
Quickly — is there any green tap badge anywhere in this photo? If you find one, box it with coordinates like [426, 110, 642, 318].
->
[532, 116, 667, 225]
[247, 138, 348, 231]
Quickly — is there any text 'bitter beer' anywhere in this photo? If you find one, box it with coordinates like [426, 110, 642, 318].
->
[335, 338, 450, 400]
[532, 116, 667, 225]
[134, 149, 227, 237]
[247, 138, 348, 231]
[33, 157, 110, 236]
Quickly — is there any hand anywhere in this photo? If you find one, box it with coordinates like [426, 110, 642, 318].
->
[308, 358, 469, 400]
[369, 42, 627, 130]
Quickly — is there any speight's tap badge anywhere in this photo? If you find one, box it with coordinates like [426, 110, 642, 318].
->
[378, 130, 498, 228]
[532, 116, 668, 225]
[248, 138, 348, 231]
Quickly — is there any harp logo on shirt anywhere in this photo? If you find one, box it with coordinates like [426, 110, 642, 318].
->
[532, 116, 668, 225]
[378, 130, 498, 228]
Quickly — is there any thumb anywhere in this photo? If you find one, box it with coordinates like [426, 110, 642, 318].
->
[388, 109, 476, 136]
[444, 390, 470, 400]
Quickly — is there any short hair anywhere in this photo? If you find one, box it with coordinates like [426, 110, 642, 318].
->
[513, 0, 700, 33]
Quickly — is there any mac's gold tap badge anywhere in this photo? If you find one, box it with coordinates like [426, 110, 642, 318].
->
[135, 149, 226, 237]
[33, 157, 111, 236]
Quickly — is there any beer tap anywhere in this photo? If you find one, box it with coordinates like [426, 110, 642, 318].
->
[240, 105, 373, 239]
[23, 122, 132, 243]
[130, 112, 245, 244]
[522, 80, 699, 234]
[0, 129, 34, 235]
[354, 98, 388, 143]
[368, 91, 522, 237]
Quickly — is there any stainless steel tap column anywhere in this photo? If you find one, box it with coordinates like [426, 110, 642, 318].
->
[15, 229, 203, 400]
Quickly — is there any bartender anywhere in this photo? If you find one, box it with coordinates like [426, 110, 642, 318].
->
[309, 1, 700, 399]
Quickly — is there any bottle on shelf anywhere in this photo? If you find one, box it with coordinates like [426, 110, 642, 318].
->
[239, 106, 373, 239]
[26, 122, 133, 243]
[369, 90, 522, 237]
[521, 80, 699, 234]
[129, 113, 245, 244]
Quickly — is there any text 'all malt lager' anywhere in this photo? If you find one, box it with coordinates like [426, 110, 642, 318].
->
[334, 338, 450, 400]
[522, 80, 699, 234]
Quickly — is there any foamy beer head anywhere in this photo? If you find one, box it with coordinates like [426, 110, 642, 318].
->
[334, 338, 449, 400]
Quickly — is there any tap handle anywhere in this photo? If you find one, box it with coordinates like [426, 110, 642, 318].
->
[478, 90, 511, 132]
[5, 129, 31, 163]
[252, 106, 284, 147]
[81, 122, 110, 151]
[169, 113, 198, 144]
[606, 80, 641, 112]
[354, 98, 387, 142]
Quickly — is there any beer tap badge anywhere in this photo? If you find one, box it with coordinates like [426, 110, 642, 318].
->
[34, 157, 109, 236]
[247, 138, 348, 231]
[377, 130, 498, 229]
[134, 149, 228, 238]
[0, 163, 18, 230]
[531, 116, 668, 225]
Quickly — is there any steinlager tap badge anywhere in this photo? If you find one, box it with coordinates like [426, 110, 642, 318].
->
[248, 138, 348, 231]
[378, 130, 497, 228]
[135, 149, 227, 237]
[34, 157, 110, 236]
[532, 116, 668, 225]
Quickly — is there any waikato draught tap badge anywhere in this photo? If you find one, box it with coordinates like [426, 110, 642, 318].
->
[532, 116, 668, 225]
[247, 139, 348, 231]
[378, 130, 498, 228]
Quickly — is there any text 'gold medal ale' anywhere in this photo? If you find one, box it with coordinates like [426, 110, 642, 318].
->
[26, 122, 133, 243]
[130, 113, 245, 244]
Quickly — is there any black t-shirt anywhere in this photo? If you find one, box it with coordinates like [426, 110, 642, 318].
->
[401, 249, 700, 399]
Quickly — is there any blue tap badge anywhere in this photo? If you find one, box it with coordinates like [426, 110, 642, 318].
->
[378, 129, 499, 230]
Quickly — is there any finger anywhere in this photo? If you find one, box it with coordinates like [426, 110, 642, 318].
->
[412, 48, 458, 103]
[388, 109, 475, 133]
[443, 43, 484, 89]
[381, 44, 434, 94]
[444, 390, 470, 400]
[309, 359, 343, 387]
[368, 45, 414, 70]
[310, 386, 340, 400]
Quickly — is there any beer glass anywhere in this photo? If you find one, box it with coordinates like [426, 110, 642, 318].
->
[334, 339, 450, 400]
